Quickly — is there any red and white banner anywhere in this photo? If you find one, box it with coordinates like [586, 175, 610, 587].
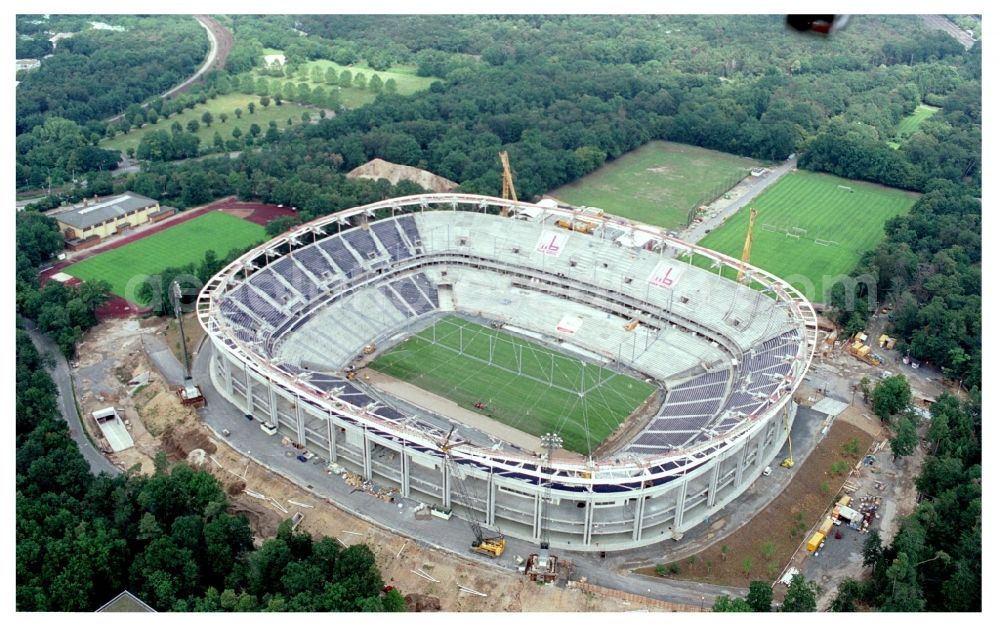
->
[535, 232, 568, 257]
[648, 261, 685, 289]
[556, 314, 583, 335]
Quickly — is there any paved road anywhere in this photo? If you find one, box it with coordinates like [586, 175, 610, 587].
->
[191, 339, 828, 607]
[21, 320, 119, 476]
[141, 334, 188, 386]
[677, 155, 798, 247]
[105, 15, 229, 125]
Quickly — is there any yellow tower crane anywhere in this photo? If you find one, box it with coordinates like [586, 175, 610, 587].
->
[736, 207, 758, 283]
[499, 151, 517, 217]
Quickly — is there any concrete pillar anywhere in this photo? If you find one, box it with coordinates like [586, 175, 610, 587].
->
[755, 435, 767, 473]
[221, 350, 233, 397]
[295, 400, 306, 447]
[269, 382, 279, 426]
[734, 441, 751, 489]
[583, 499, 595, 545]
[326, 415, 337, 462]
[673, 480, 689, 530]
[441, 460, 451, 507]
[362, 437, 373, 480]
[243, 363, 253, 413]
[632, 495, 646, 541]
[486, 474, 496, 526]
[707, 461, 722, 507]
[400, 450, 410, 498]
[532, 491, 543, 541]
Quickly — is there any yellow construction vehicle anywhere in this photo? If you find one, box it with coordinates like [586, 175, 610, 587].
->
[363, 343, 376, 355]
[555, 218, 598, 234]
[499, 151, 517, 217]
[780, 403, 794, 468]
[736, 208, 758, 283]
[437, 427, 506, 558]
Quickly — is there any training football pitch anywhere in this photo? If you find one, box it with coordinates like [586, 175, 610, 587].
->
[549, 141, 762, 229]
[696, 170, 917, 303]
[369, 316, 655, 455]
[64, 211, 266, 302]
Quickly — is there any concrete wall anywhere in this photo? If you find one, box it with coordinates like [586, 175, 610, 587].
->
[208, 338, 797, 552]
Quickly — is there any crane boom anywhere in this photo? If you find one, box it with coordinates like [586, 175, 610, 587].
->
[437, 427, 505, 557]
[499, 151, 517, 217]
[736, 207, 758, 283]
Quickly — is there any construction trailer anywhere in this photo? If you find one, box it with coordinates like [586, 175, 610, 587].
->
[850, 339, 883, 366]
[807, 531, 825, 553]
[819, 517, 835, 537]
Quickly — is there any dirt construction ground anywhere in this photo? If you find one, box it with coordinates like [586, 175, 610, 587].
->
[73, 316, 930, 612]
[72, 317, 672, 612]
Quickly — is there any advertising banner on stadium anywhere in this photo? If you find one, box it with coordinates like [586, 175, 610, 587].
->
[648, 261, 686, 288]
[535, 231, 568, 257]
[556, 314, 583, 335]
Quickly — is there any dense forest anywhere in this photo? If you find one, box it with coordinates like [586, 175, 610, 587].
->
[15, 331, 405, 612]
[830, 390, 981, 611]
[15, 14, 981, 613]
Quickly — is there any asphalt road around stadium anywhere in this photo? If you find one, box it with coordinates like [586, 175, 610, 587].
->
[21, 319, 119, 476]
[191, 334, 827, 607]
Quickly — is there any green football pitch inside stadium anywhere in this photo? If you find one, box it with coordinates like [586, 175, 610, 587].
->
[369, 316, 655, 455]
[64, 211, 266, 302]
[697, 170, 917, 303]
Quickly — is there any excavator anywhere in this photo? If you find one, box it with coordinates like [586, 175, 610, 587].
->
[437, 427, 506, 558]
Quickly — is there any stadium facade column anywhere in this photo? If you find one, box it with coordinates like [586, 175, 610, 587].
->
[754, 430, 768, 474]
[361, 428, 373, 480]
[485, 473, 496, 526]
[400, 450, 410, 498]
[221, 351, 233, 396]
[268, 381, 279, 427]
[532, 491, 543, 541]
[673, 479, 689, 530]
[631, 494, 646, 541]
[707, 461, 722, 507]
[734, 440, 751, 490]
[326, 415, 338, 462]
[243, 362, 253, 414]
[582, 499, 595, 545]
[441, 459, 451, 507]
[294, 395, 306, 446]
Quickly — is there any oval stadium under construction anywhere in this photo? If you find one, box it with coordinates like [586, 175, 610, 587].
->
[197, 194, 817, 552]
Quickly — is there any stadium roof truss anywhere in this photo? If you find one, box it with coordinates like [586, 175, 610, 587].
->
[198, 194, 817, 490]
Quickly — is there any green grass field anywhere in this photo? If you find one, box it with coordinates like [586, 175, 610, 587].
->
[549, 141, 763, 229]
[101, 93, 315, 153]
[253, 54, 437, 109]
[64, 211, 266, 302]
[890, 104, 940, 148]
[369, 316, 654, 455]
[696, 170, 917, 303]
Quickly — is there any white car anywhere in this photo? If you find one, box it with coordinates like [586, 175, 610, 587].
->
[260, 422, 278, 436]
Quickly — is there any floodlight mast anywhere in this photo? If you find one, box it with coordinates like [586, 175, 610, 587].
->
[539, 432, 563, 559]
[171, 281, 192, 379]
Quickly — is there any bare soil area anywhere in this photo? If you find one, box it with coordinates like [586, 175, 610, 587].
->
[73, 317, 667, 612]
[635, 419, 874, 588]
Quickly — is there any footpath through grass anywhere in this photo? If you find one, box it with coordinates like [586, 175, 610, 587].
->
[369, 316, 653, 455]
[101, 93, 315, 153]
[696, 170, 917, 303]
[549, 141, 762, 229]
[64, 211, 266, 302]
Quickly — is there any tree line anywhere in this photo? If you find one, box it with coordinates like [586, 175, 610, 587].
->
[829, 390, 980, 611]
[16, 330, 405, 612]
